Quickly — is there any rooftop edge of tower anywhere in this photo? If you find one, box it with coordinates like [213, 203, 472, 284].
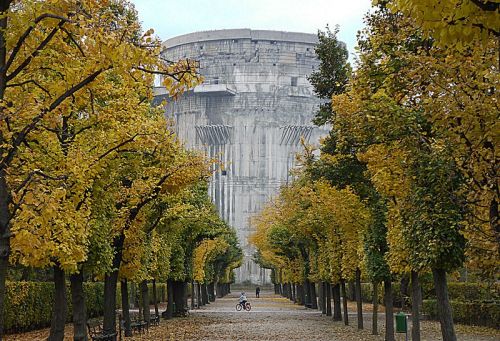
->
[162, 29, 319, 50]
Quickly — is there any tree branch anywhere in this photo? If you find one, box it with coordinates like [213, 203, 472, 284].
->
[135, 66, 198, 82]
[0, 67, 107, 171]
[14, 169, 67, 194]
[7, 20, 66, 82]
[60, 26, 85, 57]
[5, 13, 73, 72]
[7, 79, 51, 96]
[96, 133, 142, 161]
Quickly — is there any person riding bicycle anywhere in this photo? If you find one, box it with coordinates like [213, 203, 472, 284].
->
[239, 292, 247, 308]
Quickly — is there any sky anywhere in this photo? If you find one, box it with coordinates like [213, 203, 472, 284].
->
[129, 0, 373, 63]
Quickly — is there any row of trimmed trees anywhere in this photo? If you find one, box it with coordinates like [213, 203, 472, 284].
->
[252, 2, 498, 341]
[0, 1, 242, 340]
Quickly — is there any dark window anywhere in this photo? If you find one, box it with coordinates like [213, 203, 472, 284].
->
[291, 77, 298, 87]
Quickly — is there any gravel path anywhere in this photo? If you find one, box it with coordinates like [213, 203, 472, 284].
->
[6, 289, 500, 340]
[133, 289, 499, 341]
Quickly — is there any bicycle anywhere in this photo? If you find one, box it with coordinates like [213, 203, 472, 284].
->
[235, 302, 252, 311]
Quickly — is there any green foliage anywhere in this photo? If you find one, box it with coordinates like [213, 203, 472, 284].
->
[307, 26, 351, 125]
[425, 282, 500, 303]
[402, 150, 466, 272]
[4, 281, 104, 333]
[352, 280, 500, 309]
[422, 300, 500, 328]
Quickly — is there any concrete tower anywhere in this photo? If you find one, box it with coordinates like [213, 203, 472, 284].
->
[155, 29, 328, 284]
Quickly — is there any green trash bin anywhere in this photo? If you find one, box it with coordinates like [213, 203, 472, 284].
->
[395, 312, 407, 333]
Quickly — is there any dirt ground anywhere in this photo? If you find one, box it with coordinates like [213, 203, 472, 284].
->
[6, 289, 500, 340]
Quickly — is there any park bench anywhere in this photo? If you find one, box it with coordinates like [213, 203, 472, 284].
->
[150, 314, 160, 326]
[87, 319, 117, 341]
[129, 313, 148, 334]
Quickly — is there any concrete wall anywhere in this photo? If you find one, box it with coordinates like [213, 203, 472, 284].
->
[158, 29, 328, 284]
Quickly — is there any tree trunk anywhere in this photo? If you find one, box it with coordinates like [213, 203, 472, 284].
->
[152, 279, 159, 317]
[333, 283, 342, 321]
[103, 270, 119, 335]
[318, 282, 325, 314]
[310, 282, 318, 309]
[164, 280, 173, 319]
[103, 234, 124, 335]
[208, 282, 215, 302]
[201, 283, 209, 305]
[190, 281, 195, 309]
[70, 272, 88, 341]
[0, 254, 7, 341]
[217, 283, 224, 298]
[432, 268, 457, 341]
[120, 280, 132, 337]
[141, 280, 150, 324]
[304, 280, 311, 307]
[48, 266, 67, 341]
[384, 280, 395, 341]
[326, 282, 332, 316]
[341, 279, 349, 325]
[372, 281, 378, 335]
[172, 281, 187, 315]
[411, 271, 421, 341]
[297, 284, 306, 305]
[355, 268, 363, 330]
[197, 282, 203, 306]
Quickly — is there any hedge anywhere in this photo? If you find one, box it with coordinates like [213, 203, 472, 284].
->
[4, 281, 167, 334]
[347, 281, 500, 307]
[344, 281, 499, 328]
[4, 281, 105, 333]
[422, 299, 500, 329]
[446, 282, 499, 302]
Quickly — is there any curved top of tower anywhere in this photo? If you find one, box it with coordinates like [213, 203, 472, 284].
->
[163, 29, 318, 49]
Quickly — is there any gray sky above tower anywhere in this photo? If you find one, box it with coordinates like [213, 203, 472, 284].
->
[129, 0, 372, 63]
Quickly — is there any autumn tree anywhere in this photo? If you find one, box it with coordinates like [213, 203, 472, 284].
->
[386, 0, 499, 279]
[305, 21, 394, 336]
[332, 5, 471, 340]
[386, 0, 500, 48]
[0, 0, 201, 338]
[251, 175, 370, 323]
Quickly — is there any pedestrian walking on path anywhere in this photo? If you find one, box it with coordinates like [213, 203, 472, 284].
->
[255, 286, 260, 298]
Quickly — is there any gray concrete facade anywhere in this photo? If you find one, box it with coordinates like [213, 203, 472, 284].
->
[156, 29, 328, 284]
